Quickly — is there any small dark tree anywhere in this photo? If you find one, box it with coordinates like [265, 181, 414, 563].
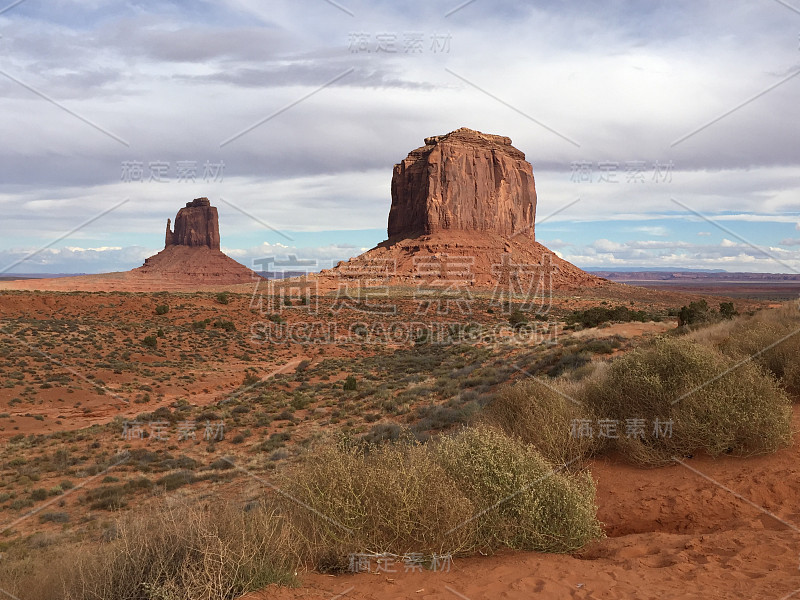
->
[155, 304, 169, 315]
[678, 299, 712, 327]
[242, 370, 260, 386]
[142, 335, 158, 349]
[719, 302, 738, 319]
[343, 375, 357, 391]
[508, 309, 528, 329]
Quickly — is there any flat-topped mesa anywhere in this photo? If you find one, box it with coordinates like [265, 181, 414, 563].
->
[388, 127, 537, 239]
[165, 197, 220, 249]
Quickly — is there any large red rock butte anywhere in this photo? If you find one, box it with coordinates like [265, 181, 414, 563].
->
[388, 128, 537, 239]
[321, 128, 605, 290]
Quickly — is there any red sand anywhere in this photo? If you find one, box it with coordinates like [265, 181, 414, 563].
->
[244, 408, 800, 600]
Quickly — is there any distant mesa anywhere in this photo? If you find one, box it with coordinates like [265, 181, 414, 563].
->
[323, 128, 603, 290]
[0, 197, 257, 291]
[135, 198, 255, 285]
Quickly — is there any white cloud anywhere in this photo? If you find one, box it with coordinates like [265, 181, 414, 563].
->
[593, 239, 623, 252]
[63, 246, 123, 252]
[560, 238, 800, 273]
[630, 226, 669, 237]
[0, 245, 156, 274]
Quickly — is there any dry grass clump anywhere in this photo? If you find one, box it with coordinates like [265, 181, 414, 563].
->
[279, 428, 603, 569]
[482, 379, 601, 465]
[713, 304, 800, 396]
[278, 438, 477, 571]
[6, 431, 603, 597]
[8, 500, 298, 600]
[583, 336, 792, 465]
[433, 426, 603, 553]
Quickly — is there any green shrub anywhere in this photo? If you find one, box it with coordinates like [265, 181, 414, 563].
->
[508, 310, 528, 329]
[433, 426, 602, 552]
[142, 335, 157, 349]
[84, 478, 153, 511]
[582, 337, 792, 465]
[259, 432, 291, 453]
[156, 470, 195, 491]
[216, 291, 230, 305]
[719, 302, 737, 319]
[343, 375, 357, 391]
[39, 511, 70, 523]
[677, 299, 719, 327]
[280, 427, 602, 571]
[483, 379, 601, 465]
[214, 319, 236, 332]
[155, 304, 169, 315]
[242, 370, 260, 386]
[549, 351, 592, 377]
[582, 337, 623, 354]
[30, 488, 48, 502]
[566, 305, 658, 328]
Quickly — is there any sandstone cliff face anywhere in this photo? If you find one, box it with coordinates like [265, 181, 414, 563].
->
[135, 197, 255, 285]
[388, 128, 537, 239]
[166, 197, 220, 249]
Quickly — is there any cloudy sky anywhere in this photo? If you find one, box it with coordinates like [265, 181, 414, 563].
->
[0, 0, 799, 274]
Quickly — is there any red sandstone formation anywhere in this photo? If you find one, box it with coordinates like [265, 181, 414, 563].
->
[388, 128, 537, 239]
[135, 198, 255, 285]
[321, 128, 605, 291]
[165, 197, 221, 249]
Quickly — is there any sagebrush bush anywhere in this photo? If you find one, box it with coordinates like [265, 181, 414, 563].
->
[714, 305, 800, 396]
[278, 438, 475, 571]
[280, 428, 602, 569]
[433, 426, 602, 552]
[582, 336, 792, 465]
[482, 379, 601, 465]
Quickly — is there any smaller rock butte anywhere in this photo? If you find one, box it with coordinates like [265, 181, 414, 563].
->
[165, 197, 221, 250]
[135, 198, 255, 285]
[0, 198, 258, 291]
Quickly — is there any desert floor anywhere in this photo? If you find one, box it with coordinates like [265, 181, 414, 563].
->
[248, 408, 800, 599]
[0, 284, 796, 600]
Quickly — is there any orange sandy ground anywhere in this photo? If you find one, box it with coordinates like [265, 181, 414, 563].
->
[0, 281, 792, 598]
[246, 408, 800, 600]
